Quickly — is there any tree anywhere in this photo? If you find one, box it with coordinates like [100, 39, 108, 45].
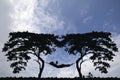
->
[64, 32, 118, 78]
[2, 32, 57, 78]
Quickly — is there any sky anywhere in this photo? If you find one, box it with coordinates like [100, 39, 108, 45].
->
[0, 0, 120, 78]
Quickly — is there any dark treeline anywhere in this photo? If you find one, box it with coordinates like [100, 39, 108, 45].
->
[0, 77, 120, 80]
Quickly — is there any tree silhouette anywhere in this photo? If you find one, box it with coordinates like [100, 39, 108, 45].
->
[2, 31, 118, 78]
[64, 32, 118, 78]
[2, 32, 57, 78]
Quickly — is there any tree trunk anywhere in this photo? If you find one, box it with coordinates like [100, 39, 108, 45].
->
[38, 57, 44, 78]
[38, 61, 44, 78]
[76, 58, 83, 78]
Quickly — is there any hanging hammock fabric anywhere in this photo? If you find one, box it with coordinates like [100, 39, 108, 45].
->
[46, 61, 74, 68]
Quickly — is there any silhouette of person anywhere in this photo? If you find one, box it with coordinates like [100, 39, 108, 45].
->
[49, 61, 74, 68]
[87, 72, 93, 78]
[56, 61, 58, 65]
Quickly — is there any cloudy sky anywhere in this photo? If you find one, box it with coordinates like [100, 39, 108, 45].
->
[0, 0, 120, 78]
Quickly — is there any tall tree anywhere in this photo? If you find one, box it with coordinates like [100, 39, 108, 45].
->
[2, 32, 56, 78]
[64, 32, 118, 78]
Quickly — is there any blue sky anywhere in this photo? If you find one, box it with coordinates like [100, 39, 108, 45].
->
[50, 0, 120, 34]
[0, 0, 120, 78]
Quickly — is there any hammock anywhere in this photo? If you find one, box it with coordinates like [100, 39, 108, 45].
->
[46, 61, 74, 68]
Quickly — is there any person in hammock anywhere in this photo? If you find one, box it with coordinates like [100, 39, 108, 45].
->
[49, 61, 74, 68]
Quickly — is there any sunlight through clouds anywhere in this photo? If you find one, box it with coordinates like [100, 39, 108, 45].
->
[9, 0, 65, 33]
[9, 0, 39, 32]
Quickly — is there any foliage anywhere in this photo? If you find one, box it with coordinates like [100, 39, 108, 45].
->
[64, 31, 118, 74]
[2, 32, 57, 74]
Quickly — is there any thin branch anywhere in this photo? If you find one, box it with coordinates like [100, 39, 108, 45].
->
[80, 59, 88, 65]
[33, 59, 41, 65]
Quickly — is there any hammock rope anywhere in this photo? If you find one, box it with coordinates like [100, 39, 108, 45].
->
[45, 61, 75, 68]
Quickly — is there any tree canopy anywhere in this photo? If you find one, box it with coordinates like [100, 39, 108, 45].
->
[2, 32, 57, 77]
[63, 32, 118, 78]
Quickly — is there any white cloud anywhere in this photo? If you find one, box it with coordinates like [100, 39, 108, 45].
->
[83, 16, 92, 24]
[0, 0, 15, 77]
[57, 65, 78, 78]
[79, 6, 90, 17]
[33, 0, 65, 33]
[9, 0, 65, 33]
[102, 21, 120, 32]
[42, 64, 59, 77]
[9, 0, 39, 32]
[106, 9, 115, 16]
